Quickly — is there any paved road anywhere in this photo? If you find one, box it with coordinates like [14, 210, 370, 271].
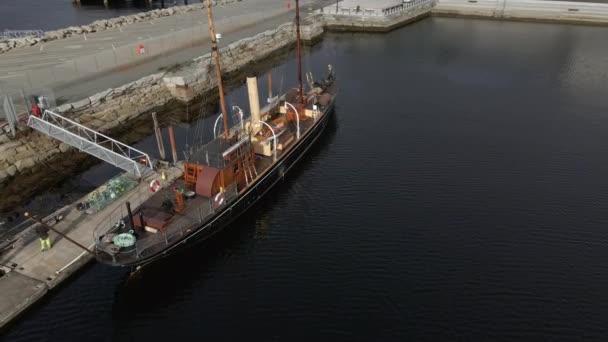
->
[0, 0, 334, 103]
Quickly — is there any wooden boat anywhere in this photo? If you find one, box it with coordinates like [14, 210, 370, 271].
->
[94, 0, 337, 269]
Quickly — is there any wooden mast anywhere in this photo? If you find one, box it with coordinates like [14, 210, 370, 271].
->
[205, 0, 230, 140]
[295, 0, 304, 103]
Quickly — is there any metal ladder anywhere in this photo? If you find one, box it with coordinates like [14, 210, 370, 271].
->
[237, 141, 257, 185]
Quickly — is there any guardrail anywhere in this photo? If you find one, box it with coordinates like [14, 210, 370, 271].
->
[94, 182, 239, 264]
[504, 0, 608, 23]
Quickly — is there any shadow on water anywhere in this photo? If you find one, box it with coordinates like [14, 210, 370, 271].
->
[0, 260, 126, 337]
[111, 113, 339, 319]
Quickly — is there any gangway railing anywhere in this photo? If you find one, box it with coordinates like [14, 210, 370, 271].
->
[27, 110, 153, 177]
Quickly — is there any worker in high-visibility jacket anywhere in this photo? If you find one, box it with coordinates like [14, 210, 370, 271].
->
[35, 224, 52, 252]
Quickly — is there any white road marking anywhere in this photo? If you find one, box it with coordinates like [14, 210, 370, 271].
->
[0, 74, 24, 79]
[1, 60, 64, 70]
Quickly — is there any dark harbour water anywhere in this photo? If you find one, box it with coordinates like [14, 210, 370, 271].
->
[4, 17, 608, 340]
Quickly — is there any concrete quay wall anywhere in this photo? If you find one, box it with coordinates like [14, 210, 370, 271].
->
[432, 0, 608, 25]
[0, 71, 171, 210]
[164, 18, 324, 102]
[321, 0, 435, 32]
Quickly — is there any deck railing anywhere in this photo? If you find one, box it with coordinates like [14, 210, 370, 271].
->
[94, 183, 239, 264]
[92, 179, 154, 241]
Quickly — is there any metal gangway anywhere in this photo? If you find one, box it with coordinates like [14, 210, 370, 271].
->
[27, 110, 153, 177]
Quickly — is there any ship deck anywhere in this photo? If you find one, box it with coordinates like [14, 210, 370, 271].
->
[95, 77, 337, 267]
[95, 154, 277, 266]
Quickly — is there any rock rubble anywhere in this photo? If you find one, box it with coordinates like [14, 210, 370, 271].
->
[0, 0, 238, 55]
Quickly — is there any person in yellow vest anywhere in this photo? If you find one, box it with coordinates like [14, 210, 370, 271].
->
[35, 224, 52, 252]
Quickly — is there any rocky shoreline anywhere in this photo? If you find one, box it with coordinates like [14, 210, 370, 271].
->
[0, 0, 238, 55]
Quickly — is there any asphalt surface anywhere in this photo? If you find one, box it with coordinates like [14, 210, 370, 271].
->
[0, 0, 334, 103]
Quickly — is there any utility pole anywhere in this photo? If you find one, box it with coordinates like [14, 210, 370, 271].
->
[336, 0, 339, 13]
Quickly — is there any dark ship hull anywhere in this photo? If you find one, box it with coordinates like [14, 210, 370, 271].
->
[126, 98, 335, 271]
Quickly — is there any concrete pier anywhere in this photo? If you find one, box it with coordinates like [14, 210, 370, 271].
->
[0, 0, 320, 100]
[0, 165, 183, 328]
[320, 0, 435, 32]
[432, 0, 608, 25]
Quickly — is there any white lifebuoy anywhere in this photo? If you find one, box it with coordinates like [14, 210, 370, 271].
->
[149, 179, 161, 193]
[213, 192, 225, 208]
